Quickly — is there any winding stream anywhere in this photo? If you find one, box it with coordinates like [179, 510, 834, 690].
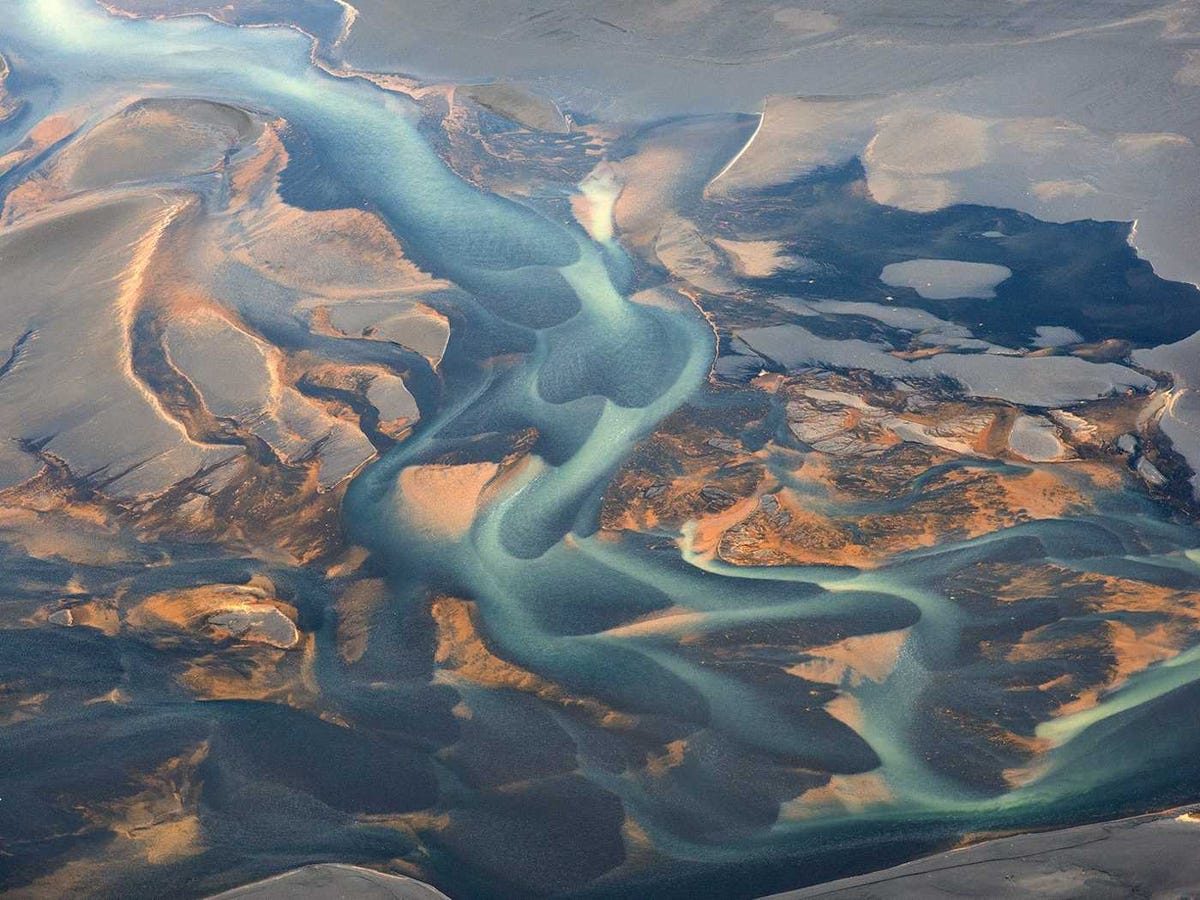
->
[6, 2, 1200, 897]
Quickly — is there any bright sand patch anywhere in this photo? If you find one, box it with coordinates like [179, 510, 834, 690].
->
[788, 629, 910, 687]
[781, 771, 893, 819]
[713, 237, 797, 278]
[398, 463, 500, 539]
[574, 162, 621, 243]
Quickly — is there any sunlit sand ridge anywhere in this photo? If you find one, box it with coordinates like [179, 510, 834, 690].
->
[2, 2, 1200, 899]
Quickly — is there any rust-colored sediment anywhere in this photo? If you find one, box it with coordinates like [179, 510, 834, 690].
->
[431, 595, 634, 727]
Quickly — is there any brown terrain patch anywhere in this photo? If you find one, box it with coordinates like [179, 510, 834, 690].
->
[179, 633, 318, 704]
[398, 463, 501, 539]
[788, 630, 910, 688]
[431, 595, 634, 728]
[602, 370, 1134, 569]
[782, 772, 894, 819]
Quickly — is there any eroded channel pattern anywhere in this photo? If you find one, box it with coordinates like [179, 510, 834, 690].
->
[3, 3, 1200, 899]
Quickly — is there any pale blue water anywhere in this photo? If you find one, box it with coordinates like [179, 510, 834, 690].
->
[3, 3, 1200, 898]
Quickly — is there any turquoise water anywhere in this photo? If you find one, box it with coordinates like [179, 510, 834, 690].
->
[4, 3, 1200, 898]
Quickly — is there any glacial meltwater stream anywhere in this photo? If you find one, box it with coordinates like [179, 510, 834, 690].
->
[6, 2, 1200, 898]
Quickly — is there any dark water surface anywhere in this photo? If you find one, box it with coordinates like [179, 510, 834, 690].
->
[4, 3, 1200, 899]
